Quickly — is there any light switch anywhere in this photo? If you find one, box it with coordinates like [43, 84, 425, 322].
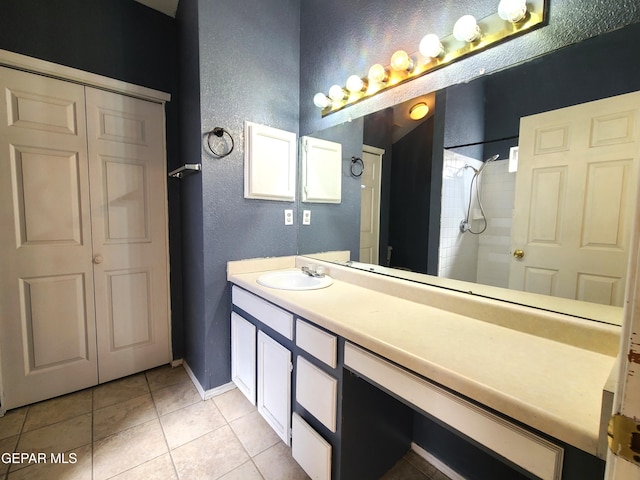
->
[302, 210, 311, 225]
[284, 209, 294, 225]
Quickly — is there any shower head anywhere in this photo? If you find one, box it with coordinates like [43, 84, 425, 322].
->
[477, 154, 499, 173]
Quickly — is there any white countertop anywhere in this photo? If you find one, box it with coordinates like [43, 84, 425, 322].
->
[228, 256, 619, 457]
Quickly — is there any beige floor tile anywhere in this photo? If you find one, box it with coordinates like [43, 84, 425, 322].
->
[404, 450, 438, 477]
[93, 374, 150, 410]
[93, 419, 168, 480]
[229, 410, 280, 457]
[0, 408, 26, 440]
[6, 443, 92, 480]
[219, 460, 264, 480]
[93, 393, 157, 441]
[253, 442, 309, 480]
[171, 424, 249, 480]
[108, 452, 177, 480]
[22, 390, 92, 433]
[146, 364, 190, 392]
[160, 399, 226, 449]
[431, 471, 453, 480]
[152, 380, 201, 417]
[212, 388, 256, 423]
[15, 413, 91, 458]
[0, 435, 19, 477]
[380, 458, 430, 480]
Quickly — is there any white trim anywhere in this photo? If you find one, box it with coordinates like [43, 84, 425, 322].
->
[411, 442, 466, 480]
[182, 360, 236, 400]
[0, 49, 170, 103]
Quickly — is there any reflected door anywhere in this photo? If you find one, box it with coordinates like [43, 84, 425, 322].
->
[509, 91, 640, 306]
[0, 67, 99, 408]
[360, 146, 384, 264]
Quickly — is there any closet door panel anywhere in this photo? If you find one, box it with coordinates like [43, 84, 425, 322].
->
[86, 88, 170, 383]
[0, 67, 98, 409]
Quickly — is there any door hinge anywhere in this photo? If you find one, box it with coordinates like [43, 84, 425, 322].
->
[608, 413, 640, 465]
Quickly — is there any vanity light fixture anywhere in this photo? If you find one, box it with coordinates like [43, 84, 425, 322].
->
[409, 102, 429, 120]
[498, 0, 528, 23]
[328, 84, 347, 102]
[368, 63, 389, 84]
[390, 50, 415, 72]
[453, 15, 481, 43]
[314, 0, 546, 116]
[346, 75, 367, 93]
[419, 34, 445, 59]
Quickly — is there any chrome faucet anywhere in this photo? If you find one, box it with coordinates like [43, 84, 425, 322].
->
[301, 265, 325, 278]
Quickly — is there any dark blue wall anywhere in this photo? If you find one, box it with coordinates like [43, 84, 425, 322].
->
[176, 0, 205, 383]
[181, 0, 301, 389]
[0, 0, 184, 359]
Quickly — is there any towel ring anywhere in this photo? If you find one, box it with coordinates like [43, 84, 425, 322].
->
[206, 127, 234, 158]
[350, 156, 364, 177]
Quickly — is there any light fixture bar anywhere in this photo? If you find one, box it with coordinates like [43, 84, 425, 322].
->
[317, 0, 546, 117]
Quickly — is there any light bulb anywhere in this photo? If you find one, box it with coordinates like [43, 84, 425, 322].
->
[419, 34, 444, 59]
[328, 84, 347, 102]
[368, 64, 388, 83]
[453, 15, 481, 43]
[390, 50, 414, 72]
[498, 0, 527, 23]
[313, 92, 331, 109]
[346, 75, 367, 93]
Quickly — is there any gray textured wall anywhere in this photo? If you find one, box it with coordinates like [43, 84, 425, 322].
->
[188, 0, 301, 389]
[299, 0, 640, 136]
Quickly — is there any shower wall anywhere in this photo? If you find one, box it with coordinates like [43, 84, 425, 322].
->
[476, 160, 516, 288]
[439, 154, 515, 286]
[438, 150, 482, 281]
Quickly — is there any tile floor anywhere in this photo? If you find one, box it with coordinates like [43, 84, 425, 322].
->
[0, 365, 450, 480]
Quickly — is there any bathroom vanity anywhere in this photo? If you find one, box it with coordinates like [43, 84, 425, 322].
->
[227, 255, 619, 480]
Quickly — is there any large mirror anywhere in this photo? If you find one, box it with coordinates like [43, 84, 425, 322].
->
[299, 22, 640, 326]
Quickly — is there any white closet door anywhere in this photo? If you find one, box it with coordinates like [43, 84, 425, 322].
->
[85, 88, 170, 383]
[0, 67, 99, 409]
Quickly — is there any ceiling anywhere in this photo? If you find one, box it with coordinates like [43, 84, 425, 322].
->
[133, 0, 179, 17]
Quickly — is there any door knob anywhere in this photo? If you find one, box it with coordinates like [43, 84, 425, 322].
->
[93, 255, 103, 264]
[513, 249, 525, 259]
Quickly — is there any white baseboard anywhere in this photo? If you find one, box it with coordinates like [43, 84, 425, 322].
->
[181, 360, 236, 400]
[411, 442, 466, 480]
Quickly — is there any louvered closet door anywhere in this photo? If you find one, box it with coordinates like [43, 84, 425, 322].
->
[85, 88, 170, 383]
[0, 67, 99, 409]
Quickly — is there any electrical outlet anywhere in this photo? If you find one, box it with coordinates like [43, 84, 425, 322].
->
[302, 210, 311, 225]
[284, 209, 294, 225]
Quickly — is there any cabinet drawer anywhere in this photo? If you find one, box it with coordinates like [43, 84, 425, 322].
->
[296, 356, 337, 432]
[296, 319, 337, 368]
[232, 286, 293, 340]
[292, 413, 331, 480]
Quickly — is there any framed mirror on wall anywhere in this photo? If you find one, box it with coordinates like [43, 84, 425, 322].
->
[298, 22, 640, 325]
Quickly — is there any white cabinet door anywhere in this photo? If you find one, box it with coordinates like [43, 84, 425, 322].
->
[257, 330, 292, 445]
[231, 312, 256, 404]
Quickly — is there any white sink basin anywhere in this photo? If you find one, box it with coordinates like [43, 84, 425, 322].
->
[257, 270, 333, 291]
